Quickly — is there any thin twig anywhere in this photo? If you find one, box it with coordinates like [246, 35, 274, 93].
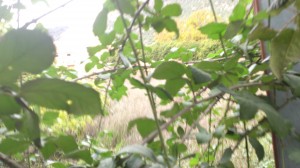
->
[208, 0, 227, 57]
[181, 99, 219, 141]
[142, 82, 268, 144]
[22, 0, 76, 29]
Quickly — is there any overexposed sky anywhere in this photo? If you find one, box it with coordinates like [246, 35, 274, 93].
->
[18, 0, 104, 66]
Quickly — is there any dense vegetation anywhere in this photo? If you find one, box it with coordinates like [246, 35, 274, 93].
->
[1, 0, 300, 167]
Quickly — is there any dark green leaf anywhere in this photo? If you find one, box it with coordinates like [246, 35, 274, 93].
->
[248, 24, 277, 41]
[0, 138, 30, 155]
[0, 94, 20, 116]
[21, 78, 103, 115]
[270, 29, 300, 79]
[41, 139, 57, 159]
[165, 78, 185, 96]
[0, 29, 55, 84]
[219, 148, 233, 165]
[148, 86, 173, 100]
[188, 66, 211, 84]
[249, 138, 265, 161]
[20, 110, 41, 146]
[224, 20, 243, 39]
[200, 22, 227, 39]
[93, 8, 108, 37]
[152, 61, 186, 80]
[154, 0, 163, 11]
[161, 3, 182, 17]
[117, 144, 157, 162]
[239, 100, 258, 120]
[128, 118, 157, 138]
[65, 149, 93, 164]
[284, 74, 300, 97]
[231, 91, 291, 137]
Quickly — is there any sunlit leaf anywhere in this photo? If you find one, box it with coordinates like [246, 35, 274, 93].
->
[161, 3, 182, 17]
[154, 0, 163, 12]
[199, 22, 227, 39]
[93, 8, 108, 37]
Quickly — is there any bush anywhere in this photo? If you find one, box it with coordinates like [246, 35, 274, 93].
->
[150, 10, 221, 61]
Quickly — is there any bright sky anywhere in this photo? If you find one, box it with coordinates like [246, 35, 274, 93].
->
[19, 0, 104, 66]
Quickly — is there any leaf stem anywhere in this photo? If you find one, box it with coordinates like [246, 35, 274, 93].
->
[208, 0, 227, 57]
[243, 122, 250, 168]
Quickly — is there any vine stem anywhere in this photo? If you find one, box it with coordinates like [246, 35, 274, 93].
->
[208, 0, 227, 57]
[243, 122, 250, 168]
[114, 1, 171, 167]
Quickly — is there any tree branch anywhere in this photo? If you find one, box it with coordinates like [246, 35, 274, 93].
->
[0, 152, 24, 168]
[22, 0, 76, 29]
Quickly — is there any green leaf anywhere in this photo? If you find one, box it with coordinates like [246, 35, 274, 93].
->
[229, 3, 246, 22]
[249, 138, 264, 161]
[48, 162, 67, 168]
[283, 74, 300, 97]
[239, 99, 258, 120]
[148, 86, 173, 100]
[125, 155, 145, 168]
[165, 78, 185, 96]
[164, 18, 179, 37]
[199, 22, 227, 39]
[99, 31, 116, 46]
[65, 149, 93, 164]
[161, 3, 182, 17]
[248, 24, 277, 41]
[128, 118, 157, 138]
[213, 125, 225, 138]
[115, 0, 135, 16]
[0, 29, 55, 84]
[41, 139, 57, 159]
[219, 148, 233, 165]
[196, 129, 212, 144]
[20, 110, 41, 146]
[20, 78, 103, 115]
[117, 145, 157, 162]
[93, 8, 108, 37]
[152, 61, 186, 80]
[224, 20, 243, 39]
[42, 112, 59, 126]
[188, 66, 211, 84]
[154, 0, 163, 12]
[231, 91, 291, 137]
[0, 138, 30, 155]
[270, 29, 300, 80]
[0, 94, 21, 116]
[98, 158, 116, 168]
[85, 62, 95, 72]
[55, 135, 78, 153]
[114, 16, 127, 34]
